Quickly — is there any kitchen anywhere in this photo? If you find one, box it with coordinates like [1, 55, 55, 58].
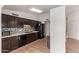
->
[1, 5, 52, 53]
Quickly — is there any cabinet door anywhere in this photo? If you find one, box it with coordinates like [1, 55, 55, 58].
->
[2, 36, 19, 53]
[2, 38, 10, 53]
[16, 17, 23, 28]
[10, 36, 19, 50]
[2, 14, 18, 28]
[26, 33, 38, 44]
[8, 16, 17, 28]
[2, 14, 9, 28]
[19, 35, 27, 47]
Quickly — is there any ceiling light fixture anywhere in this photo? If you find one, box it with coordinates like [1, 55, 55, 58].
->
[29, 8, 43, 13]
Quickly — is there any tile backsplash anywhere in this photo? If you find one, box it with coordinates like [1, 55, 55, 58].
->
[2, 26, 35, 34]
[2, 28, 24, 34]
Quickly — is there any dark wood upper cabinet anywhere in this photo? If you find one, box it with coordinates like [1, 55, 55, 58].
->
[2, 14, 40, 28]
[2, 14, 10, 28]
[16, 17, 23, 28]
[2, 14, 18, 28]
[8, 15, 17, 28]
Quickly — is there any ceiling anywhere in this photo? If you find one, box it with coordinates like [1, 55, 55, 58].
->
[2, 5, 60, 14]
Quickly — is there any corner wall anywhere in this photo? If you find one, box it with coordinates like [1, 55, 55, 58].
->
[0, 5, 4, 53]
[38, 12, 50, 36]
[66, 6, 79, 40]
[50, 6, 66, 53]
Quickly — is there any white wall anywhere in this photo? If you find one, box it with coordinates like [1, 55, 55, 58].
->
[50, 6, 66, 53]
[0, 5, 4, 53]
[66, 6, 79, 40]
[38, 12, 50, 23]
[44, 20, 50, 36]
[38, 12, 50, 36]
[2, 9, 40, 22]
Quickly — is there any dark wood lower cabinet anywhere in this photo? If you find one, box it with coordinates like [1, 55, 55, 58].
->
[26, 33, 38, 44]
[2, 36, 19, 53]
[2, 38, 10, 53]
[19, 33, 38, 47]
[10, 36, 19, 50]
[2, 33, 38, 53]
[19, 35, 27, 47]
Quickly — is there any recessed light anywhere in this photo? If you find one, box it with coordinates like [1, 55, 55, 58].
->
[29, 8, 43, 13]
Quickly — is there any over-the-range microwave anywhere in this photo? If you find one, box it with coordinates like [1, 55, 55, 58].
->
[2, 31, 10, 36]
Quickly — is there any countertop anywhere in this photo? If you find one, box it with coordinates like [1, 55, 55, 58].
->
[2, 31, 39, 39]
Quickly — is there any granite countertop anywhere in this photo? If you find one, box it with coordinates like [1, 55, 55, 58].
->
[2, 31, 39, 39]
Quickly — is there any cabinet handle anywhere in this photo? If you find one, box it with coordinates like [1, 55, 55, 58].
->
[18, 37, 20, 40]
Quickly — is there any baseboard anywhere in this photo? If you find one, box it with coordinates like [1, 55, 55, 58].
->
[66, 36, 79, 40]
